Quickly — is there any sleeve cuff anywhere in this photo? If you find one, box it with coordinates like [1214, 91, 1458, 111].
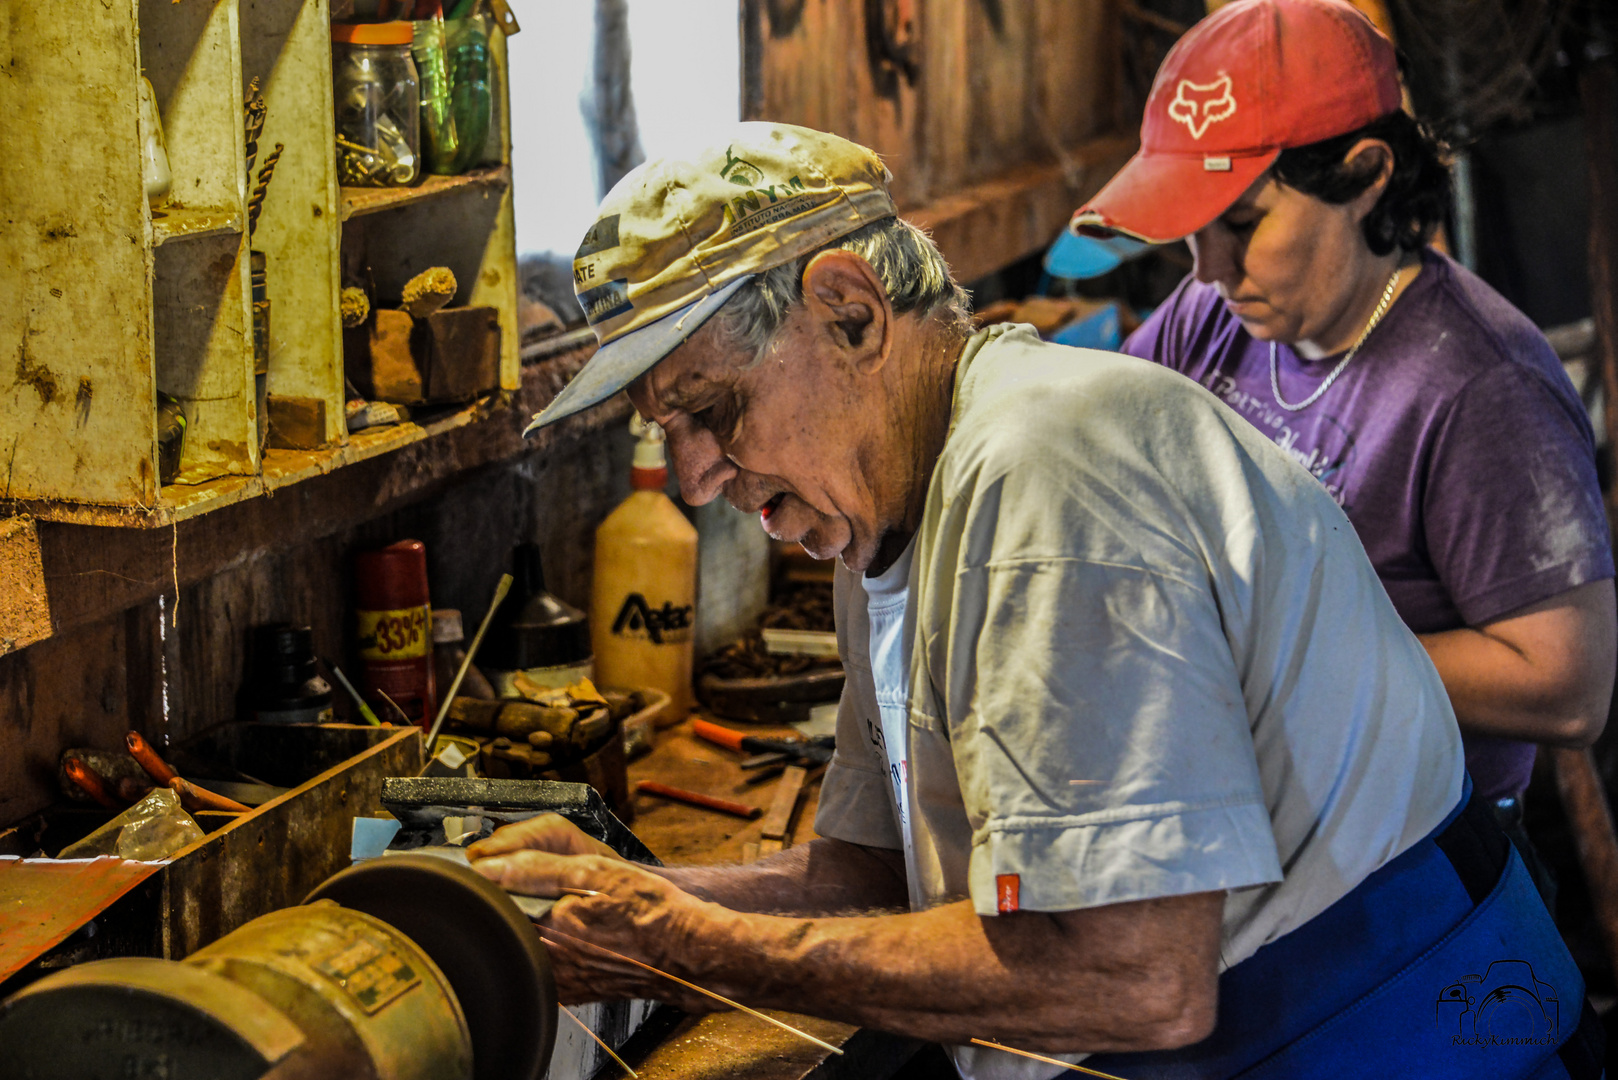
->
[967, 798, 1282, 915]
[813, 756, 904, 851]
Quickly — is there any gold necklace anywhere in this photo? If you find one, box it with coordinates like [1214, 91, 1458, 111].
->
[1269, 265, 1403, 412]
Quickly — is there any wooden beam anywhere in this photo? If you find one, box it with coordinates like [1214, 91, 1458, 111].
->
[903, 134, 1138, 284]
[1569, 53, 1618, 990]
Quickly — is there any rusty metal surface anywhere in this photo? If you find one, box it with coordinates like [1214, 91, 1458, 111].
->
[0, 856, 164, 983]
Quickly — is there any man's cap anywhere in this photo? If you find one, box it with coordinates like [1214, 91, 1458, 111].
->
[525, 123, 897, 434]
[1072, 0, 1400, 245]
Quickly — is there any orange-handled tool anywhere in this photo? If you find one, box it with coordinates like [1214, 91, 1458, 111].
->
[636, 781, 762, 820]
[690, 718, 747, 753]
[126, 731, 178, 786]
[64, 756, 121, 810]
[169, 776, 250, 814]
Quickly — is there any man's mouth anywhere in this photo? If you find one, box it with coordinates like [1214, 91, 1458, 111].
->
[759, 493, 786, 520]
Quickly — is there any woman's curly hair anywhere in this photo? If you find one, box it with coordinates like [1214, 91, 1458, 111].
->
[1272, 110, 1452, 257]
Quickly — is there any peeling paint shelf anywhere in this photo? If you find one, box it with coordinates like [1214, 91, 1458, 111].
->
[341, 165, 512, 220]
[150, 207, 243, 246]
[2, 6, 517, 524]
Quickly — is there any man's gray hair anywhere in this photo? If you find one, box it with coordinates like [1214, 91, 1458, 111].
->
[713, 216, 971, 363]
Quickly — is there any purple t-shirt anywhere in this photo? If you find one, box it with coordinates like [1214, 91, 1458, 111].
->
[1124, 248, 1613, 799]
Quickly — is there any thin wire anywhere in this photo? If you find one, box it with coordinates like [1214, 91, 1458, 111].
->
[169, 522, 179, 629]
[970, 1039, 1131, 1080]
[536, 928, 844, 1056]
[560, 1005, 638, 1078]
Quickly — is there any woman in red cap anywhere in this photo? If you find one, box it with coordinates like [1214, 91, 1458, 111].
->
[1078, 0, 1614, 902]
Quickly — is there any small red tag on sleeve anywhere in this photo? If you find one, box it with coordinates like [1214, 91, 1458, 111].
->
[996, 873, 1020, 913]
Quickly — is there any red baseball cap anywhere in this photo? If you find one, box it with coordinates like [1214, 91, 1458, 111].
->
[1073, 0, 1400, 243]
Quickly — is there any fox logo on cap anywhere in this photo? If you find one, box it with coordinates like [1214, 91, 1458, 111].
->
[1168, 74, 1237, 140]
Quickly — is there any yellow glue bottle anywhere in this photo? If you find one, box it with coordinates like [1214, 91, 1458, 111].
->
[591, 419, 699, 724]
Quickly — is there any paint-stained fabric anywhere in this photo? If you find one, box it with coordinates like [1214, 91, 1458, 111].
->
[1124, 247, 1613, 800]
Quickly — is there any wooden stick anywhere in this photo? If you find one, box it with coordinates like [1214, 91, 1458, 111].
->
[758, 765, 808, 842]
[636, 781, 761, 820]
[558, 886, 600, 897]
[169, 776, 250, 814]
[1551, 747, 1618, 982]
[425, 573, 512, 756]
[537, 928, 843, 1056]
[969, 1039, 1130, 1080]
[560, 1005, 638, 1078]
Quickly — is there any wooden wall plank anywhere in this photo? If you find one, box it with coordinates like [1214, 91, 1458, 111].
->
[241, 0, 345, 443]
[0, 0, 157, 505]
[747, 0, 1125, 278]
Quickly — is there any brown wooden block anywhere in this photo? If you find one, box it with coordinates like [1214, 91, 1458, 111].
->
[265, 394, 328, 450]
[368, 308, 424, 404]
[421, 306, 501, 403]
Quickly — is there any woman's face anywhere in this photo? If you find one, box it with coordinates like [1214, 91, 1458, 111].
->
[1186, 142, 1393, 353]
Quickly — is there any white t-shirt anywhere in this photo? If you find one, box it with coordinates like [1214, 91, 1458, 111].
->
[863, 538, 919, 897]
[816, 324, 1465, 1080]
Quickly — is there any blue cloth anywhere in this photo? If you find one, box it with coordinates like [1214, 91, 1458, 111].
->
[1087, 781, 1591, 1078]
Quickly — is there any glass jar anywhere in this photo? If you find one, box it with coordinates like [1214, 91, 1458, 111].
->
[332, 22, 420, 187]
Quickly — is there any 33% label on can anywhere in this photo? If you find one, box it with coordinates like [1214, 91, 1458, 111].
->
[357, 606, 431, 660]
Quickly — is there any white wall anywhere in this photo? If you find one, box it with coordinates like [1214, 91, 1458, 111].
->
[507, 0, 740, 259]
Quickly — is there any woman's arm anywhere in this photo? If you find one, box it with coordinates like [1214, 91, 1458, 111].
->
[1419, 579, 1615, 747]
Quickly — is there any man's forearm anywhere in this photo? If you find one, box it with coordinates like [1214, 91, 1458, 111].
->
[649, 837, 909, 915]
[658, 892, 1221, 1051]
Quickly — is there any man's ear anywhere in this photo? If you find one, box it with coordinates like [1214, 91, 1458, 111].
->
[800, 249, 893, 373]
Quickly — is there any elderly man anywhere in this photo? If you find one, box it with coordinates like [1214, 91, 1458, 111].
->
[474, 124, 1600, 1078]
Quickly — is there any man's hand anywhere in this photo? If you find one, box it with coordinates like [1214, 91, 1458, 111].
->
[466, 814, 720, 1009]
[465, 812, 625, 865]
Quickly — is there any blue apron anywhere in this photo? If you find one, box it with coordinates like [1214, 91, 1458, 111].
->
[1086, 778, 1606, 1079]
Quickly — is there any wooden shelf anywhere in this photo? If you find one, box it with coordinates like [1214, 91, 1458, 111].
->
[9, 328, 598, 531]
[340, 165, 512, 220]
[150, 207, 243, 247]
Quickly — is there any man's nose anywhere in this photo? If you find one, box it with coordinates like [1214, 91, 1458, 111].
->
[666, 424, 735, 506]
[1189, 228, 1239, 288]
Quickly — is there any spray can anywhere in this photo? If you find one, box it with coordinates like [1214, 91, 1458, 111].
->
[591, 420, 698, 724]
[355, 539, 436, 728]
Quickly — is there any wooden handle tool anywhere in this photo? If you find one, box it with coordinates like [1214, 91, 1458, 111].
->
[635, 781, 762, 820]
[126, 731, 179, 786]
[169, 776, 250, 814]
[64, 756, 121, 810]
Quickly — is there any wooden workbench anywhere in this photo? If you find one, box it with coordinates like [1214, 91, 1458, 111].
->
[616, 715, 921, 1080]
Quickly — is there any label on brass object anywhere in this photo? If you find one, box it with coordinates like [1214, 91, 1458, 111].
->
[357, 605, 431, 660]
[310, 928, 422, 1014]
